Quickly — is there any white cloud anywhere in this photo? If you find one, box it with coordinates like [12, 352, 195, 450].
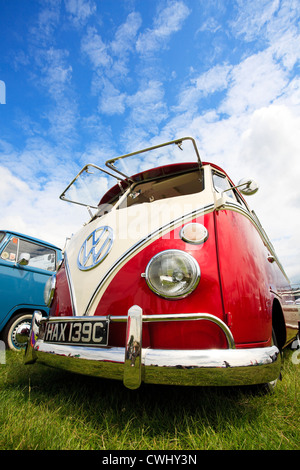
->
[175, 64, 232, 112]
[34, 49, 77, 142]
[125, 80, 168, 131]
[0, 164, 88, 249]
[107, 12, 142, 79]
[231, 0, 280, 41]
[0, 166, 30, 200]
[81, 27, 112, 69]
[231, 0, 300, 71]
[36, 47, 73, 99]
[239, 105, 300, 201]
[271, 28, 300, 70]
[239, 105, 300, 281]
[111, 12, 142, 56]
[64, 0, 96, 26]
[81, 12, 142, 77]
[99, 80, 126, 115]
[26, 7, 79, 144]
[29, 0, 61, 46]
[276, 76, 300, 107]
[136, 1, 190, 54]
[46, 98, 79, 142]
[220, 50, 287, 115]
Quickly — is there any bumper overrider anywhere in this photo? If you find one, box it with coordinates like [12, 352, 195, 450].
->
[22, 307, 281, 389]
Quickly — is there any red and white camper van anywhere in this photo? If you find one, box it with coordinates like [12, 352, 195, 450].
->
[22, 137, 300, 390]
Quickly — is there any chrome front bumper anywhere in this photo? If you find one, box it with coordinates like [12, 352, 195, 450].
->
[24, 307, 281, 389]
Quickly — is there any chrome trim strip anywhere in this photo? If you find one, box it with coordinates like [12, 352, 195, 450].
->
[45, 274, 56, 308]
[84, 203, 215, 315]
[64, 251, 78, 316]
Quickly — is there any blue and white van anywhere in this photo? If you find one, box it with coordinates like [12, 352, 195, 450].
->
[0, 230, 62, 350]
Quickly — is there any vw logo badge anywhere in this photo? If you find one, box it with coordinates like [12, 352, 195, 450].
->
[77, 226, 114, 271]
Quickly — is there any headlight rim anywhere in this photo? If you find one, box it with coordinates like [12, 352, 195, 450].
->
[144, 249, 200, 300]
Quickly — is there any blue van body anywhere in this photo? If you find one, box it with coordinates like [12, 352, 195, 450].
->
[0, 230, 62, 350]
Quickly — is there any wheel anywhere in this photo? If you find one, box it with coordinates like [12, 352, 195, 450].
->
[1, 312, 32, 351]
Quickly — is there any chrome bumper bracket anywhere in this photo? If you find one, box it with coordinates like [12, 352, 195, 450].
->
[124, 305, 143, 389]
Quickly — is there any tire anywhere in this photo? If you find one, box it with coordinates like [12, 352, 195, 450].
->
[1, 312, 33, 351]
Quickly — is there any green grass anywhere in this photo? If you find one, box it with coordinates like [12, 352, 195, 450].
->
[0, 349, 299, 450]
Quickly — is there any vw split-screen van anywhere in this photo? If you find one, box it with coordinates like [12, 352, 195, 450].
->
[19, 137, 300, 390]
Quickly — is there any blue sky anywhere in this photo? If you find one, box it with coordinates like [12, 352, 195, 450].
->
[0, 0, 300, 281]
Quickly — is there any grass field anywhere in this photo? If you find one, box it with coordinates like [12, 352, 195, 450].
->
[0, 348, 299, 450]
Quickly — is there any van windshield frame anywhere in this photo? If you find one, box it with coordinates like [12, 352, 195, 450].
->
[105, 137, 202, 181]
[59, 137, 202, 210]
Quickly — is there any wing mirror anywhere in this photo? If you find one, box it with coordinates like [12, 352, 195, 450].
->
[237, 178, 259, 196]
[215, 178, 259, 209]
[17, 252, 30, 266]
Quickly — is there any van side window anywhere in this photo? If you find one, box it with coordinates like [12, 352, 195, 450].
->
[213, 173, 235, 200]
[213, 172, 248, 210]
[1, 237, 56, 271]
[0, 237, 18, 261]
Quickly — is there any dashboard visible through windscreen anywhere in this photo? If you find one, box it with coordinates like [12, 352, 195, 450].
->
[125, 169, 204, 208]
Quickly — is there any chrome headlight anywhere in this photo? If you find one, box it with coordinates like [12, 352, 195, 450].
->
[44, 274, 56, 307]
[145, 249, 200, 299]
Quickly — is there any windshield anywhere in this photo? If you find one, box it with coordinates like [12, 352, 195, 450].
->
[60, 164, 123, 209]
[106, 137, 201, 180]
[60, 137, 203, 212]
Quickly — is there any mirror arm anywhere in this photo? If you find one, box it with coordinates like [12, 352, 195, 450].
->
[215, 180, 254, 210]
[222, 181, 251, 194]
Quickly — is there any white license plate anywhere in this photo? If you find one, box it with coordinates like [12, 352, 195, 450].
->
[44, 320, 109, 346]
